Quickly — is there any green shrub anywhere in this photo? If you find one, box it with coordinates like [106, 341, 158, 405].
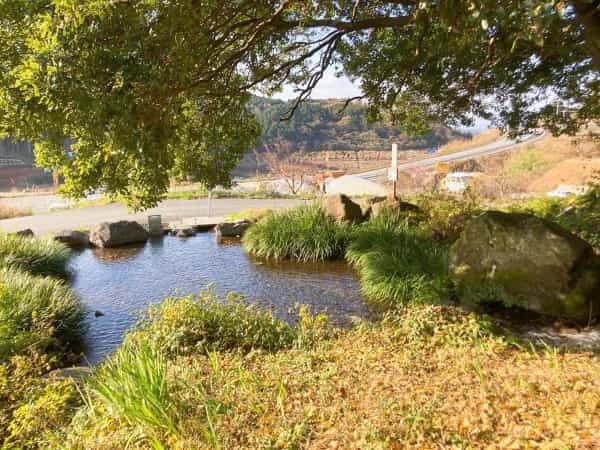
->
[127, 290, 332, 356]
[346, 214, 449, 306]
[243, 203, 348, 262]
[412, 194, 480, 244]
[88, 343, 178, 446]
[0, 234, 71, 278]
[127, 291, 297, 355]
[0, 268, 85, 361]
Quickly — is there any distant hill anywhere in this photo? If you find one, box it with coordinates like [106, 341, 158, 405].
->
[0, 97, 466, 172]
[249, 96, 466, 152]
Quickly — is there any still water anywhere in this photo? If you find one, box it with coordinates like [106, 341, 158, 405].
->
[69, 233, 369, 364]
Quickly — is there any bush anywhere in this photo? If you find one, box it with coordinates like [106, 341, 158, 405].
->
[128, 291, 296, 355]
[0, 233, 71, 278]
[243, 203, 348, 262]
[346, 213, 449, 306]
[127, 290, 332, 356]
[0, 268, 85, 361]
[412, 194, 480, 244]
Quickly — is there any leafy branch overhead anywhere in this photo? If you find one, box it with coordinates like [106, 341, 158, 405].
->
[0, 1, 598, 208]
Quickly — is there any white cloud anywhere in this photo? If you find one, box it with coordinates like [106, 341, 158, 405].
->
[273, 68, 362, 100]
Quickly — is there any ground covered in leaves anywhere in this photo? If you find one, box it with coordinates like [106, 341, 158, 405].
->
[57, 304, 600, 450]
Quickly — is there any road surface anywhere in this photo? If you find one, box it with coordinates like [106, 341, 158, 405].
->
[358, 131, 546, 182]
[0, 198, 306, 235]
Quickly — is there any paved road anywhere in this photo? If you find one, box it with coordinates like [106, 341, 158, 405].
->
[0, 198, 306, 235]
[358, 131, 546, 181]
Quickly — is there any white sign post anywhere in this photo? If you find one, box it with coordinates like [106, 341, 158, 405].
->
[389, 143, 398, 198]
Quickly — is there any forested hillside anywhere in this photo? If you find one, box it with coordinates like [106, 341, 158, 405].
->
[250, 96, 466, 152]
[1, 97, 465, 168]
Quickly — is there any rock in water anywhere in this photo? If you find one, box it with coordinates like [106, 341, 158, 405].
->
[216, 220, 251, 241]
[449, 211, 600, 323]
[177, 228, 196, 238]
[54, 230, 90, 248]
[15, 229, 34, 238]
[323, 194, 364, 224]
[89, 221, 149, 248]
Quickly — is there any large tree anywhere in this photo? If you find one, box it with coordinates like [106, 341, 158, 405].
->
[0, 1, 598, 208]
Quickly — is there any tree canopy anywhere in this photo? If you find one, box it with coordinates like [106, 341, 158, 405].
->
[0, 1, 598, 208]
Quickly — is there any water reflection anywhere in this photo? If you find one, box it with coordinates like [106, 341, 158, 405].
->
[70, 233, 369, 364]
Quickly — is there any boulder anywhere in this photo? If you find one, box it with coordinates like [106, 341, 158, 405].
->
[177, 228, 196, 238]
[54, 230, 89, 248]
[370, 197, 422, 219]
[89, 221, 149, 248]
[323, 194, 364, 224]
[354, 196, 387, 219]
[216, 220, 251, 240]
[15, 229, 34, 238]
[449, 211, 600, 323]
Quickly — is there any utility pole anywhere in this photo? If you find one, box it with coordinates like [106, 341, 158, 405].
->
[388, 143, 398, 199]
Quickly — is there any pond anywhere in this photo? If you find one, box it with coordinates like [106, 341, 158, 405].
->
[70, 233, 370, 364]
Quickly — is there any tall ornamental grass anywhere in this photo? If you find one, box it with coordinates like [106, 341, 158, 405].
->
[243, 203, 347, 262]
[0, 268, 85, 361]
[346, 213, 449, 306]
[88, 343, 177, 448]
[0, 233, 71, 278]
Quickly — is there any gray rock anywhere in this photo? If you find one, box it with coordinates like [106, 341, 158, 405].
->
[216, 220, 251, 240]
[89, 221, 149, 248]
[177, 228, 196, 238]
[322, 194, 364, 224]
[15, 229, 34, 238]
[54, 230, 89, 248]
[450, 211, 600, 323]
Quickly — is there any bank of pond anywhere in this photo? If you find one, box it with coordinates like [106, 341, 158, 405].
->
[1, 192, 599, 448]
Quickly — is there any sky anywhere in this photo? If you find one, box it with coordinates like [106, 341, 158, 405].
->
[273, 68, 491, 134]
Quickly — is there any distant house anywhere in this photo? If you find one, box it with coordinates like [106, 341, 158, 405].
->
[443, 171, 481, 194]
[546, 184, 588, 198]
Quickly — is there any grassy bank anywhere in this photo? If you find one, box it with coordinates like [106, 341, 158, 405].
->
[0, 234, 85, 447]
[45, 300, 600, 449]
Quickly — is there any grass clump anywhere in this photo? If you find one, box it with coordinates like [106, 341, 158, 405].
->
[346, 213, 449, 306]
[86, 343, 178, 447]
[243, 203, 348, 262]
[0, 233, 71, 277]
[0, 268, 85, 361]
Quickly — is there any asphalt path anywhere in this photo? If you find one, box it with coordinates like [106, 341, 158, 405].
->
[358, 131, 546, 181]
[0, 198, 306, 235]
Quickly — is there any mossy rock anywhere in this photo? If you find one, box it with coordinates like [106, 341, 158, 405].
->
[450, 211, 600, 323]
